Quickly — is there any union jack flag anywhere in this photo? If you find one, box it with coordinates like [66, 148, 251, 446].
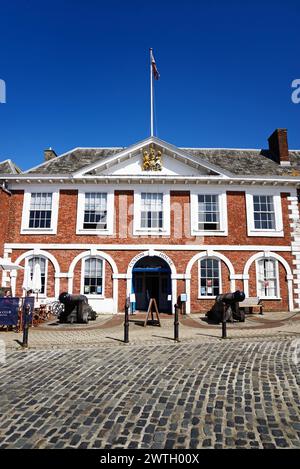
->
[150, 49, 160, 80]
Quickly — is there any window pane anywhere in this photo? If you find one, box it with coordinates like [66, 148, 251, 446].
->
[84, 258, 103, 295]
[253, 195, 275, 230]
[199, 258, 220, 296]
[29, 193, 52, 228]
[140, 193, 163, 229]
[198, 194, 220, 231]
[28, 256, 46, 294]
[257, 259, 278, 297]
[83, 193, 107, 230]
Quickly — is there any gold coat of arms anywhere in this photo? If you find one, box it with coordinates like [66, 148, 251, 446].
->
[142, 146, 162, 171]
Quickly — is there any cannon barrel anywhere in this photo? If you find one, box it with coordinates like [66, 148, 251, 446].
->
[206, 290, 245, 323]
[216, 290, 245, 304]
[58, 292, 91, 324]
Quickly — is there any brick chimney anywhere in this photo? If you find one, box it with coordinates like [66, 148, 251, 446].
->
[267, 129, 290, 166]
[44, 148, 57, 161]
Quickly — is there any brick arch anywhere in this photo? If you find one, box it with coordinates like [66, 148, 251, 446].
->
[243, 251, 294, 311]
[126, 250, 177, 310]
[12, 249, 60, 297]
[185, 250, 236, 315]
[68, 250, 118, 313]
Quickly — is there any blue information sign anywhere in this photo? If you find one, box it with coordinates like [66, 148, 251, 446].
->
[0, 298, 20, 326]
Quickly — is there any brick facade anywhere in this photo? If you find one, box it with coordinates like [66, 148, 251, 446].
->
[1, 133, 299, 315]
[1, 187, 295, 314]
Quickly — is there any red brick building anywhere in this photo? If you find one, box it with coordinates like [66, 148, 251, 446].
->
[1, 129, 300, 314]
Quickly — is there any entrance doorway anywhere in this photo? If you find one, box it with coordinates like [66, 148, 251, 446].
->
[132, 256, 171, 313]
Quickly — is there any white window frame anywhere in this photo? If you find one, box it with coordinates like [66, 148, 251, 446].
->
[246, 189, 283, 237]
[80, 256, 105, 299]
[255, 258, 281, 300]
[133, 190, 170, 236]
[76, 189, 114, 235]
[191, 189, 228, 236]
[25, 255, 48, 299]
[198, 257, 222, 299]
[21, 189, 59, 234]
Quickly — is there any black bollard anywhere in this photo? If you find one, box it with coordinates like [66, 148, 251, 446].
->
[221, 303, 227, 339]
[124, 298, 130, 344]
[174, 304, 180, 342]
[22, 304, 30, 348]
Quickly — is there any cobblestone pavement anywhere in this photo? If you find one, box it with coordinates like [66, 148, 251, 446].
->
[1, 312, 300, 349]
[0, 337, 300, 449]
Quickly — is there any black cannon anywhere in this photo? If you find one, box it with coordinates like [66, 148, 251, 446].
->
[206, 290, 246, 324]
[58, 292, 97, 324]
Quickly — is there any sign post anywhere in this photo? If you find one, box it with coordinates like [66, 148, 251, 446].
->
[222, 302, 227, 339]
[22, 304, 30, 348]
[174, 304, 180, 342]
[22, 297, 34, 348]
[124, 297, 130, 344]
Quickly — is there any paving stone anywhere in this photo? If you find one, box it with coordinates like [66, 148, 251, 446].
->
[0, 337, 299, 449]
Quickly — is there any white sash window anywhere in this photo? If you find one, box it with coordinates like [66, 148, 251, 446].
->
[253, 195, 275, 230]
[29, 193, 52, 228]
[199, 258, 221, 298]
[256, 258, 279, 298]
[190, 190, 227, 236]
[76, 189, 114, 235]
[246, 190, 283, 237]
[83, 258, 104, 296]
[141, 193, 163, 229]
[133, 190, 170, 235]
[84, 193, 107, 230]
[21, 189, 59, 234]
[27, 256, 47, 295]
[198, 194, 220, 231]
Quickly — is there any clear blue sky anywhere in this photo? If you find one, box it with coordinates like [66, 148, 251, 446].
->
[0, 0, 299, 170]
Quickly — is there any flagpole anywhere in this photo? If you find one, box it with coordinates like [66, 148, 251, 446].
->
[150, 48, 154, 137]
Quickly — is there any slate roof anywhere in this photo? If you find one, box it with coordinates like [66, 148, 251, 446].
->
[0, 159, 22, 174]
[181, 149, 300, 176]
[26, 148, 124, 175]
[24, 147, 300, 177]
[1, 147, 300, 177]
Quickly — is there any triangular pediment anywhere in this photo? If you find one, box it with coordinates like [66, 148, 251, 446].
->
[73, 137, 231, 178]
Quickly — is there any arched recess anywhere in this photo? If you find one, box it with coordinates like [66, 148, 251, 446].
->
[185, 250, 236, 315]
[68, 250, 118, 313]
[13, 249, 61, 298]
[243, 251, 294, 311]
[126, 250, 177, 312]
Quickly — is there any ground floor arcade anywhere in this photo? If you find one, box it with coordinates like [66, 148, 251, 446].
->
[1, 244, 296, 314]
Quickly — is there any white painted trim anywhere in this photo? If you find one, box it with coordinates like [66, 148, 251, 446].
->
[133, 189, 171, 236]
[20, 189, 60, 235]
[76, 188, 114, 236]
[24, 256, 48, 299]
[80, 256, 105, 299]
[198, 257, 222, 299]
[243, 251, 294, 311]
[13, 249, 61, 298]
[5, 176, 300, 187]
[190, 188, 228, 237]
[68, 250, 118, 314]
[245, 188, 284, 237]
[73, 136, 231, 178]
[185, 250, 236, 314]
[4, 243, 292, 252]
[255, 258, 280, 300]
[126, 250, 177, 313]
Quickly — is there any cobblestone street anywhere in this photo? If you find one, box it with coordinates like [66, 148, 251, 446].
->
[1, 337, 300, 449]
